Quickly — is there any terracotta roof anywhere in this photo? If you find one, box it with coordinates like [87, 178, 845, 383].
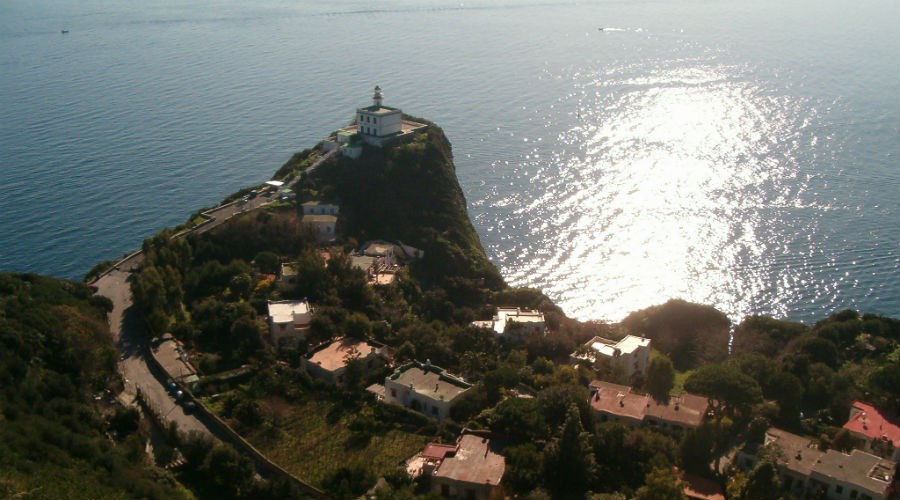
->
[644, 393, 709, 428]
[843, 401, 900, 448]
[434, 434, 505, 486]
[421, 443, 457, 460]
[307, 337, 380, 372]
[681, 471, 725, 500]
[589, 381, 648, 422]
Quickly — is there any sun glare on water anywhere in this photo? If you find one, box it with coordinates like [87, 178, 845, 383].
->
[489, 59, 812, 322]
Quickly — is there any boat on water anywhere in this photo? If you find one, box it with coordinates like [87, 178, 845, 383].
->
[60, 29, 69, 34]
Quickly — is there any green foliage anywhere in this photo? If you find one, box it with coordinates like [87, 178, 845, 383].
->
[543, 404, 596, 498]
[321, 462, 376, 499]
[0, 273, 188, 499]
[635, 467, 687, 500]
[273, 146, 320, 180]
[504, 443, 543, 493]
[621, 299, 730, 370]
[684, 363, 763, 418]
[645, 354, 676, 400]
[732, 315, 809, 357]
[303, 126, 505, 306]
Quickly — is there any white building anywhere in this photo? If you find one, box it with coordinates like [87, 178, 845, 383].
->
[383, 361, 471, 420]
[301, 201, 340, 216]
[571, 335, 651, 380]
[808, 449, 896, 500]
[473, 307, 546, 340]
[356, 85, 403, 144]
[266, 300, 311, 344]
[278, 261, 298, 291]
[302, 214, 337, 242]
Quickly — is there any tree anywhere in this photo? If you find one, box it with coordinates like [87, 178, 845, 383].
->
[620, 299, 730, 370]
[504, 443, 543, 493]
[543, 404, 596, 498]
[645, 355, 675, 400]
[253, 251, 281, 274]
[684, 364, 763, 419]
[738, 457, 781, 500]
[635, 467, 687, 500]
[488, 397, 548, 443]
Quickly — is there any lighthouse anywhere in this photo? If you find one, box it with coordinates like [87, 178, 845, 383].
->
[356, 85, 403, 142]
[373, 85, 384, 107]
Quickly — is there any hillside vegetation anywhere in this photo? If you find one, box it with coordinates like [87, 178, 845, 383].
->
[0, 273, 188, 499]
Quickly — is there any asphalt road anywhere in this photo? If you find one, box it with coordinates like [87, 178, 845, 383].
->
[95, 267, 213, 437]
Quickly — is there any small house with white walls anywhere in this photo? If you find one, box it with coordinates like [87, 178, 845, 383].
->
[383, 361, 471, 420]
[267, 300, 311, 344]
[571, 334, 651, 381]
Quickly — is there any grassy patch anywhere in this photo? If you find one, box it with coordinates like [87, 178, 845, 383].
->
[672, 368, 694, 396]
[242, 397, 430, 487]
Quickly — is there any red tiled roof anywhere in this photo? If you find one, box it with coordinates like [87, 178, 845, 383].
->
[681, 471, 725, 500]
[421, 443, 457, 460]
[589, 381, 648, 422]
[645, 393, 709, 429]
[843, 401, 900, 447]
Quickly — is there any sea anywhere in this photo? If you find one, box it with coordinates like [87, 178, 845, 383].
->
[1, 0, 898, 324]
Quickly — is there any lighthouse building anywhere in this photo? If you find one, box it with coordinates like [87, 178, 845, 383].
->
[356, 86, 403, 142]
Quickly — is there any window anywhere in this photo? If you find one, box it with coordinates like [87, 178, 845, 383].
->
[373, 118, 377, 124]
[390, 389, 396, 398]
[431, 406, 438, 415]
[850, 490, 858, 499]
[835, 485, 843, 494]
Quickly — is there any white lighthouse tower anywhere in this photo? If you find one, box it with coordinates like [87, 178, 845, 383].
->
[356, 85, 403, 143]
[373, 85, 384, 107]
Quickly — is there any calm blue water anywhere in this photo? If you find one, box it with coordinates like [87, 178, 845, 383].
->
[2, 0, 898, 323]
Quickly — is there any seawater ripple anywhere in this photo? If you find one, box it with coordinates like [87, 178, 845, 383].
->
[1, 0, 898, 324]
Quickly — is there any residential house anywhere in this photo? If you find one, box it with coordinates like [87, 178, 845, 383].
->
[266, 300, 311, 344]
[737, 428, 823, 497]
[588, 380, 709, 431]
[589, 381, 649, 426]
[302, 214, 337, 242]
[301, 201, 340, 217]
[278, 262, 298, 291]
[737, 427, 899, 500]
[843, 401, 900, 461]
[571, 335, 651, 381]
[472, 307, 546, 340]
[808, 449, 897, 500]
[407, 432, 505, 500]
[301, 336, 389, 385]
[644, 392, 710, 432]
[383, 361, 471, 420]
[680, 471, 725, 500]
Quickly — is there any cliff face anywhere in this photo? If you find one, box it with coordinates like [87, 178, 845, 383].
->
[303, 123, 505, 305]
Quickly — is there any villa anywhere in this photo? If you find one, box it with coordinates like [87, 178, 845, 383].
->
[843, 401, 900, 461]
[406, 431, 505, 500]
[472, 306, 546, 340]
[383, 361, 471, 420]
[301, 336, 389, 385]
[266, 299, 311, 344]
[571, 334, 651, 380]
